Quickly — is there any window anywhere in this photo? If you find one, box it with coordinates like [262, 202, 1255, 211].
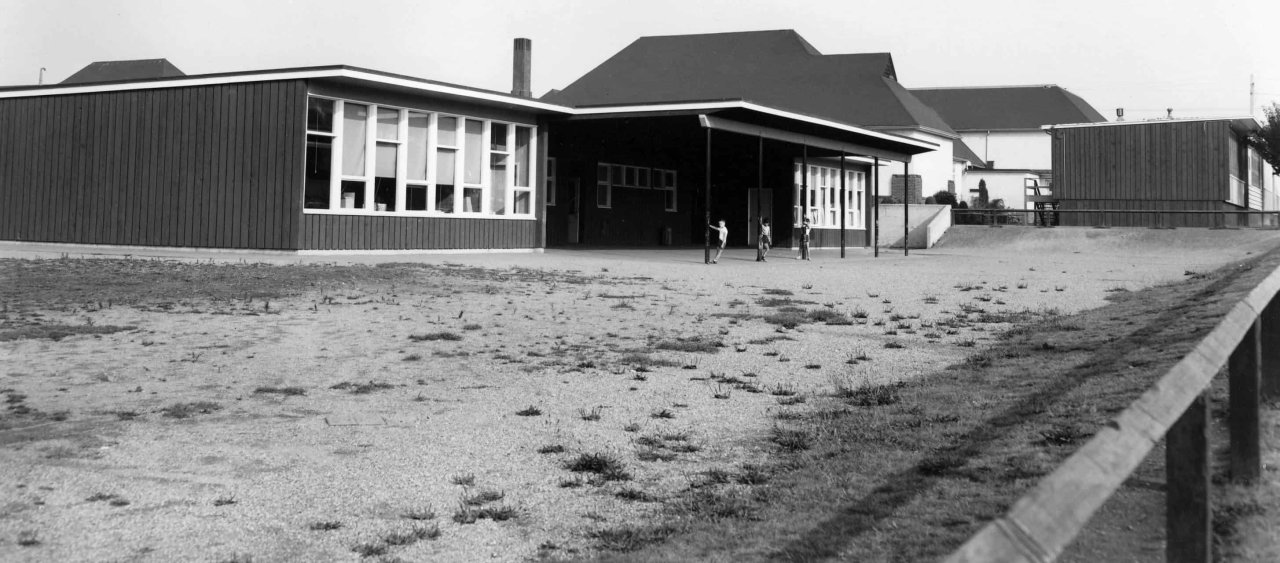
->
[597, 163, 612, 208]
[436, 116, 458, 213]
[304, 98, 335, 209]
[302, 96, 537, 219]
[794, 161, 864, 229]
[655, 169, 677, 212]
[405, 112, 429, 211]
[546, 157, 557, 207]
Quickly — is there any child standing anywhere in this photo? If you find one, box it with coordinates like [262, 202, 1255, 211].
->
[709, 219, 728, 264]
[757, 217, 772, 261]
[796, 217, 811, 260]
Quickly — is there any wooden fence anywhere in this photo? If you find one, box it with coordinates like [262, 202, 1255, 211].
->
[945, 259, 1280, 562]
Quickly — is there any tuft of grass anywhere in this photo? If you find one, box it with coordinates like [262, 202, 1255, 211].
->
[777, 395, 807, 406]
[537, 444, 566, 454]
[160, 401, 222, 419]
[835, 380, 907, 407]
[637, 448, 678, 462]
[329, 381, 395, 394]
[402, 506, 436, 521]
[402, 353, 423, 362]
[213, 495, 237, 506]
[588, 524, 682, 553]
[252, 386, 305, 396]
[564, 453, 632, 481]
[16, 531, 40, 547]
[1039, 423, 1089, 446]
[622, 422, 641, 432]
[654, 336, 723, 354]
[579, 406, 604, 421]
[770, 426, 812, 452]
[616, 488, 658, 502]
[462, 489, 505, 506]
[449, 473, 476, 487]
[737, 463, 771, 485]
[309, 520, 344, 531]
[650, 409, 675, 419]
[408, 332, 462, 342]
[351, 542, 387, 557]
[462, 323, 483, 331]
[515, 405, 542, 416]
[884, 341, 905, 349]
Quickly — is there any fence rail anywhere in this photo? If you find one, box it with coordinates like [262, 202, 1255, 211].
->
[945, 255, 1280, 562]
[951, 208, 1280, 229]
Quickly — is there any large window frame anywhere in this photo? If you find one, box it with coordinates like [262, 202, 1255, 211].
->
[793, 161, 865, 230]
[596, 161, 676, 212]
[302, 95, 537, 220]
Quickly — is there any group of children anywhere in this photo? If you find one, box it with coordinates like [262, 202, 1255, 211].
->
[708, 216, 810, 264]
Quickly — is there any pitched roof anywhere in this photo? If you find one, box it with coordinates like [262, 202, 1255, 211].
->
[909, 85, 1106, 131]
[953, 139, 986, 168]
[62, 59, 186, 84]
[544, 30, 956, 136]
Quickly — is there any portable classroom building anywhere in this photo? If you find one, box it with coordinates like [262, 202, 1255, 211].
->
[1046, 117, 1274, 227]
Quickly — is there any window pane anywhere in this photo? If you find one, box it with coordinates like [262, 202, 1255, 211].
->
[514, 127, 531, 187]
[375, 142, 396, 211]
[304, 134, 332, 209]
[597, 184, 609, 207]
[341, 180, 365, 209]
[438, 116, 457, 146]
[436, 184, 454, 213]
[462, 187, 482, 212]
[377, 107, 399, 140]
[464, 120, 483, 184]
[407, 113, 429, 181]
[491, 123, 508, 151]
[638, 168, 649, 188]
[514, 191, 530, 214]
[491, 154, 508, 215]
[307, 98, 334, 132]
[407, 185, 427, 211]
[342, 103, 368, 176]
[598, 163, 609, 183]
[437, 149, 456, 186]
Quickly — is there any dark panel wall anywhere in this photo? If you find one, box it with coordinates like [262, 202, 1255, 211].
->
[301, 215, 538, 250]
[1052, 121, 1231, 203]
[1057, 199, 1243, 228]
[0, 81, 306, 249]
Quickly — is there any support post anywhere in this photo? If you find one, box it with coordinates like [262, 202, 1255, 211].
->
[1229, 317, 1262, 484]
[704, 128, 711, 264]
[1166, 392, 1211, 563]
[801, 145, 808, 253]
[1263, 301, 1280, 399]
[903, 161, 909, 257]
[757, 134, 764, 261]
[873, 157, 880, 258]
[839, 151, 846, 258]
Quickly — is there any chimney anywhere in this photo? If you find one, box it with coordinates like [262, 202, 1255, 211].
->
[1115, 108, 1124, 121]
[1166, 108, 1173, 119]
[512, 38, 532, 98]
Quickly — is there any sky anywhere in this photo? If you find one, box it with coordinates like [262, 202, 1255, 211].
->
[2, 0, 1278, 122]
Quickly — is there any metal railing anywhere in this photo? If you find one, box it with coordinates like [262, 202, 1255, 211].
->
[952, 208, 1280, 229]
[945, 256, 1280, 562]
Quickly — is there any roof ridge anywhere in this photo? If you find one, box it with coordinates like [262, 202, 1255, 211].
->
[910, 84, 1061, 91]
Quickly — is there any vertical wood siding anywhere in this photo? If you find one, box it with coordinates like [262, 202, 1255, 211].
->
[299, 215, 539, 250]
[0, 81, 305, 249]
[1052, 121, 1231, 204]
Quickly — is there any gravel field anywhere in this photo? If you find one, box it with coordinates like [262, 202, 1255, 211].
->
[3, 226, 1280, 562]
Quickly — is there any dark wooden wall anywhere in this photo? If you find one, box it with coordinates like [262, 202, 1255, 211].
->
[1056, 199, 1244, 228]
[0, 81, 306, 249]
[300, 215, 539, 250]
[1052, 120, 1231, 203]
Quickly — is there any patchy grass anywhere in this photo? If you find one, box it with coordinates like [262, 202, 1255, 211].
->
[565, 453, 632, 481]
[252, 386, 306, 396]
[515, 405, 543, 417]
[329, 381, 395, 394]
[654, 336, 724, 354]
[0, 324, 137, 342]
[159, 401, 222, 419]
[408, 332, 462, 342]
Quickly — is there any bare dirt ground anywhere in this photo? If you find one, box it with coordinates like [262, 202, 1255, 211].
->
[3, 226, 1280, 562]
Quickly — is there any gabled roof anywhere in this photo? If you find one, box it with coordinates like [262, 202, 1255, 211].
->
[909, 85, 1106, 131]
[62, 59, 186, 84]
[544, 30, 957, 137]
[953, 139, 986, 168]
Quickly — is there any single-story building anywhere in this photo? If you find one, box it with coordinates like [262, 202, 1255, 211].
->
[1044, 116, 1278, 227]
[0, 41, 937, 253]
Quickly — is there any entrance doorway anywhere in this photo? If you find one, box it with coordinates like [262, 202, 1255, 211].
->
[747, 188, 773, 245]
[565, 178, 582, 244]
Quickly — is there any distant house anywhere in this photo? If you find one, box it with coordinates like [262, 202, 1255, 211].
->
[544, 29, 959, 246]
[1045, 117, 1277, 227]
[61, 58, 187, 84]
[911, 85, 1106, 208]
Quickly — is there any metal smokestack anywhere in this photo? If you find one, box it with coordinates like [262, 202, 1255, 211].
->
[512, 38, 532, 98]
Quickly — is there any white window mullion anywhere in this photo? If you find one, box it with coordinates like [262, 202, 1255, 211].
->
[330, 100, 344, 210]
[528, 127, 539, 215]
[363, 105, 375, 211]
[395, 110, 407, 215]
[427, 112, 438, 214]
[480, 120, 491, 214]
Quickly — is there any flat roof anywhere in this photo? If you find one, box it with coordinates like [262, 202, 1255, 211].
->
[1044, 115, 1261, 134]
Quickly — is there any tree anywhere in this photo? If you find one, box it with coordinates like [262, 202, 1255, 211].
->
[931, 190, 959, 207]
[976, 179, 989, 207]
[1251, 102, 1280, 175]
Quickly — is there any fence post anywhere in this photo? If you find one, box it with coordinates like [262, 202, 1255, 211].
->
[1263, 302, 1280, 400]
[1167, 392, 1211, 563]
[1230, 317, 1262, 484]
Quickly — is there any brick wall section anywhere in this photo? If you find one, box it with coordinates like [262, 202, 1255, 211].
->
[890, 174, 923, 204]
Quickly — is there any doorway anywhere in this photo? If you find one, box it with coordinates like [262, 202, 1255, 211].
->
[565, 178, 582, 244]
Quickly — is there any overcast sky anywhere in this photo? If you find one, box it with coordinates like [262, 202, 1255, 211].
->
[3, 0, 1277, 122]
